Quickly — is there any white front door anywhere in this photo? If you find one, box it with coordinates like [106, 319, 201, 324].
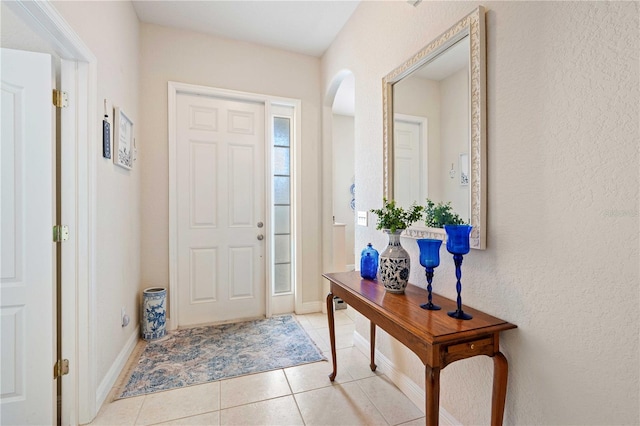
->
[0, 48, 55, 425]
[394, 115, 427, 208]
[176, 93, 266, 326]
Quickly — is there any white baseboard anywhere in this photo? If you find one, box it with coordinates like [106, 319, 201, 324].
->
[296, 300, 323, 315]
[353, 331, 461, 426]
[95, 326, 140, 410]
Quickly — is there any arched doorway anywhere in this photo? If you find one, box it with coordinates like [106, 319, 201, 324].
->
[323, 70, 355, 271]
[327, 70, 355, 271]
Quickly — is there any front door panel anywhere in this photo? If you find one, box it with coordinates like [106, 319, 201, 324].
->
[176, 93, 265, 325]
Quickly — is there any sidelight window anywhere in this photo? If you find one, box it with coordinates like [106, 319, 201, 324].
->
[272, 115, 292, 295]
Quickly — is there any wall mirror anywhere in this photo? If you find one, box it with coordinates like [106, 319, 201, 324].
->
[383, 6, 486, 249]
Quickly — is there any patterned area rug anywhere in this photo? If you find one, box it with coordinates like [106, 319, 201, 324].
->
[116, 315, 325, 399]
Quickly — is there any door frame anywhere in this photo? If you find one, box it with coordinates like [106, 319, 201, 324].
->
[167, 81, 302, 330]
[5, 1, 99, 423]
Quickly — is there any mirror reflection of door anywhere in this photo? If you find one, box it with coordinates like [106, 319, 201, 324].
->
[393, 114, 427, 209]
[393, 36, 471, 222]
[331, 72, 355, 270]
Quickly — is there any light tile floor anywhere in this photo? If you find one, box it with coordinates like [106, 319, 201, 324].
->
[91, 308, 425, 425]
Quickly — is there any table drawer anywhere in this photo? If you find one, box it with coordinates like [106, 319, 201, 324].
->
[442, 336, 494, 366]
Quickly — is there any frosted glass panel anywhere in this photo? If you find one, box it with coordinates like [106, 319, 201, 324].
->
[272, 114, 293, 297]
[274, 206, 290, 235]
[273, 147, 290, 175]
[274, 234, 290, 264]
[274, 264, 291, 294]
[274, 176, 290, 205]
[274, 117, 290, 147]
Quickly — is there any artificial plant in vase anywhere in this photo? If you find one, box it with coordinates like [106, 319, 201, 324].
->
[371, 198, 424, 233]
[370, 198, 424, 293]
[423, 199, 466, 228]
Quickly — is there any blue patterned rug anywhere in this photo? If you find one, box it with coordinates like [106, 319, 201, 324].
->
[117, 315, 325, 398]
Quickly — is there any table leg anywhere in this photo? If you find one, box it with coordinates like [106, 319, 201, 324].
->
[326, 292, 337, 381]
[491, 351, 509, 426]
[426, 365, 440, 426]
[370, 321, 377, 371]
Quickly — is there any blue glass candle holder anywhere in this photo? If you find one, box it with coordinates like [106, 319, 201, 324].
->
[416, 239, 442, 310]
[444, 224, 473, 320]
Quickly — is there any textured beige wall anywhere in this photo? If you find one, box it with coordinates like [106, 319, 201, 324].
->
[50, 0, 141, 394]
[138, 24, 323, 309]
[322, 1, 639, 424]
[332, 114, 356, 266]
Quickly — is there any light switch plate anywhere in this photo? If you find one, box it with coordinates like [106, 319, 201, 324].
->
[357, 211, 368, 226]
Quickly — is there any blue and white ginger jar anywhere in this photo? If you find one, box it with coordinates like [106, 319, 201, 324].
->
[379, 230, 410, 293]
[141, 287, 167, 341]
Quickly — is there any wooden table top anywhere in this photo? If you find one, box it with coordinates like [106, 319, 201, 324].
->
[323, 270, 516, 345]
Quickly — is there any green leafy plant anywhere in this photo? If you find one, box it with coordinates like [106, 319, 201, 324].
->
[370, 198, 424, 233]
[423, 199, 466, 228]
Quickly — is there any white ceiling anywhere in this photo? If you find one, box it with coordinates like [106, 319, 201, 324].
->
[131, 0, 361, 58]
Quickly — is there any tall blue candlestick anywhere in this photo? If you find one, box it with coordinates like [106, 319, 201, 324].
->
[444, 225, 473, 320]
[417, 238, 442, 311]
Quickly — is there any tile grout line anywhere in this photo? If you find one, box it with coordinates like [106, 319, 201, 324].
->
[132, 394, 146, 426]
[218, 380, 222, 423]
[282, 368, 307, 425]
[293, 313, 354, 426]
[353, 377, 393, 426]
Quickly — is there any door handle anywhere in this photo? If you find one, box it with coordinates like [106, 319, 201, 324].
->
[257, 221, 264, 228]
[257, 234, 264, 241]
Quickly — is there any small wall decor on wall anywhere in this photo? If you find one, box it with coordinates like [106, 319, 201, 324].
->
[459, 153, 469, 186]
[102, 99, 111, 159]
[349, 181, 355, 211]
[114, 106, 134, 169]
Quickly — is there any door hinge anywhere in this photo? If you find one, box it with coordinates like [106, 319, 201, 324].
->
[54, 359, 69, 379]
[53, 225, 69, 242]
[52, 90, 68, 108]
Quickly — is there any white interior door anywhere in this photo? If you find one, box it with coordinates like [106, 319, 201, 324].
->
[176, 92, 266, 326]
[1, 48, 55, 425]
[394, 116, 426, 208]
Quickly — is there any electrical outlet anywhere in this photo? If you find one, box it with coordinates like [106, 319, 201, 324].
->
[357, 211, 368, 226]
[121, 306, 130, 327]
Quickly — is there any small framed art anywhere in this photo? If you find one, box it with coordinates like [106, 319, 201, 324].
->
[114, 106, 133, 169]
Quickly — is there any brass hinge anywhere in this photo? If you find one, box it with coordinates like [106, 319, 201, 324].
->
[53, 225, 69, 242]
[54, 359, 69, 379]
[52, 90, 68, 108]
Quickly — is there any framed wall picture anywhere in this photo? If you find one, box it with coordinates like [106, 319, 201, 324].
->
[114, 106, 133, 169]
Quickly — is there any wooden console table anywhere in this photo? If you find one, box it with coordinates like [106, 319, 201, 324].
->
[323, 271, 516, 426]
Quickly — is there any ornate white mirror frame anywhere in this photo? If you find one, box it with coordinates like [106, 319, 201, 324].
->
[383, 6, 486, 249]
